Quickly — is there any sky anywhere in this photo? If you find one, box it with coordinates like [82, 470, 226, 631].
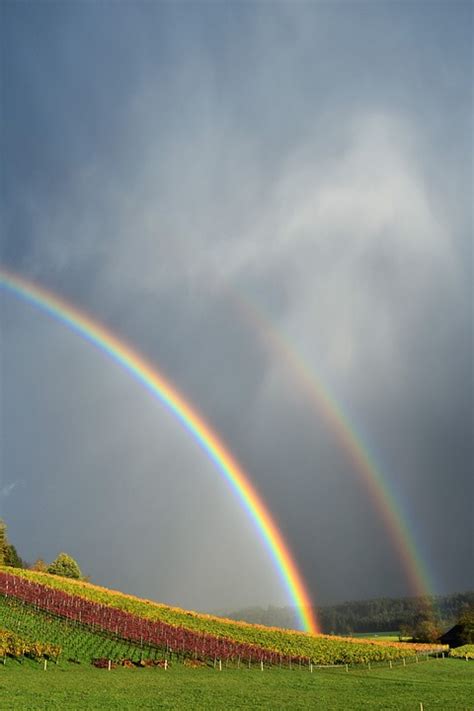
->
[1, 1, 472, 616]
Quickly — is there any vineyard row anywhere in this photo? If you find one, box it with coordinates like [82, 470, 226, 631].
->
[0, 572, 302, 665]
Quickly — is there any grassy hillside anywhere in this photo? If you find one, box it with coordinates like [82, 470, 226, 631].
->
[0, 568, 444, 666]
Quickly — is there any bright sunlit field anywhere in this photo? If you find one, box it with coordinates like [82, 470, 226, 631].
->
[1, 658, 472, 711]
[350, 632, 406, 641]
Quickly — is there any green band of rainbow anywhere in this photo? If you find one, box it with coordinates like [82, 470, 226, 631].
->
[0, 269, 319, 634]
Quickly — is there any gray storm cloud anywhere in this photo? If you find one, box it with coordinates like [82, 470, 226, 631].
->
[1, 1, 472, 612]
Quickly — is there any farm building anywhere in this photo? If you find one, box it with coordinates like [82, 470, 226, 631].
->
[439, 624, 465, 648]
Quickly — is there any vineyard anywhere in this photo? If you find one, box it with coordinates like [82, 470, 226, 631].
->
[0, 627, 60, 662]
[449, 645, 474, 660]
[0, 568, 446, 668]
[0, 596, 158, 665]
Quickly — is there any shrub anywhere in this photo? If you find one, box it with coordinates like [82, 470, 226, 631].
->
[47, 553, 82, 580]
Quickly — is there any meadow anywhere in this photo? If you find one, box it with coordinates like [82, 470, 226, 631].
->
[0, 658, 472, 710]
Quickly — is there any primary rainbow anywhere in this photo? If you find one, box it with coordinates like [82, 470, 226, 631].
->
[0, 268, 319, 634]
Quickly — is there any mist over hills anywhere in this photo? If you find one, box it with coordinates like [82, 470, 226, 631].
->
[217, 591, 474, 635]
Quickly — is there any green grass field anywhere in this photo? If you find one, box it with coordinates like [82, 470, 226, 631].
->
[0, 658, 472, 710]
[348, 631, 401, 639]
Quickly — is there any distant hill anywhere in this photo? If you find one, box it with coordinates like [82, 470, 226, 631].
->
[219, 591, 474, 634]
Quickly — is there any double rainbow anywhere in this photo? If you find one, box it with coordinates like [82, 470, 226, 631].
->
[0, 269, 319, 634]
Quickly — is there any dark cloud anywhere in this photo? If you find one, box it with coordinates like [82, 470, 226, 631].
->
[1, 2, 472, 616]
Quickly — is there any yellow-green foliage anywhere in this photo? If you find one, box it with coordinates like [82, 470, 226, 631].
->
[0, 629, 61, 660]
[4, 568, 446, 664]
[450, 645, 474, 659]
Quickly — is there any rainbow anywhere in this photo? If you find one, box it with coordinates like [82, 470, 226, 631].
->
[0, 268, 319, 634]
[231, 294, 436, 599]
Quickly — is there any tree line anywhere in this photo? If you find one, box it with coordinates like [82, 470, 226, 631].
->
[0, 519, 25, 568]
[223, 590, 474, 639]
[0, 519, 82, 579]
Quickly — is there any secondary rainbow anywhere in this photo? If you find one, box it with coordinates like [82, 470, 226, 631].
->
[231, 293, 436, 599]
[0, 268, 319, 634]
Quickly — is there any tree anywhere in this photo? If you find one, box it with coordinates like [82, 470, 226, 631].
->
[458, 607, 474, 644]
[47, 553, 82, 579]
[0, 519, 25, 569]
[412, 618, 442, 643]
[31, 558, 48, 572]
[4, 543, 24, 568]
[398, 624, 412, 641]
